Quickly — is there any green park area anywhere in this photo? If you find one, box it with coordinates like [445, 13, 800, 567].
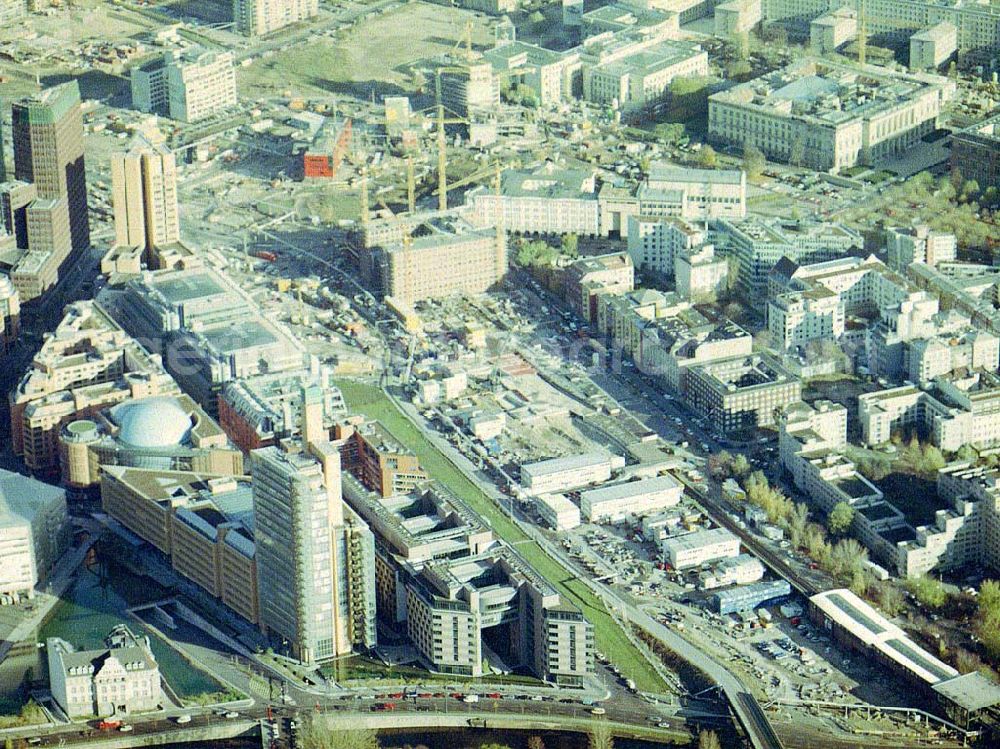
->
[335, 380, 669, 694]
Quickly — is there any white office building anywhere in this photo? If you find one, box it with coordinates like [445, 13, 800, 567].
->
[886, 225, 956, 271]
[580, 475, 682, 523]
[520, 452, 623, 495]
[662, 527, 741, 569]
[233, 0, 319, 37]
[535, 493, 582, 531]
[0, 469, 69, 601]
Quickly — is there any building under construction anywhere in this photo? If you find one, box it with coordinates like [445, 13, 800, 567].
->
[360, 211, 507, 303]
[302, 117, 353, 179]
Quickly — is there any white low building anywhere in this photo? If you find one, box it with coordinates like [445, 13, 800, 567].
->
[662, 527, 740, 569]
[698, 553, 765, 589]
[535, 493, 582, 531]
[521, 452, 622, 495]
[580, 475, 682, 523]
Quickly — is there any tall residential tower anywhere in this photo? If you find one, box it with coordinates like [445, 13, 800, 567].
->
[233, 0, 319, 37]
[111, 132, 180, 254]
[251, 388, 376, 663]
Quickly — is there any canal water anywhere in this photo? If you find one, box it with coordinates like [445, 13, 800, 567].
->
[0, 558, 223, 715]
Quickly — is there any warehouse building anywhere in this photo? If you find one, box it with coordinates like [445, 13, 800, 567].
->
[712, 579, 791, 614]
[662, 527, 741, 569]
[520, 452, 623, 495]
[579, 475, 682, 523]
[535, 493, 581, 531]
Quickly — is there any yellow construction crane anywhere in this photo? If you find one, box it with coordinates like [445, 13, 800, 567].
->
[406, 155, 416, 214]
[432, 69, 471, 211]
[360, 166, 370, 226]
[857, 0, 867, 66]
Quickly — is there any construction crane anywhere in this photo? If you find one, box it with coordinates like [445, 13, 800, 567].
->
[407, 155, 416, 214]
[360, 166, 370, 226]
[432, 68, 471, 211]
[858, 0, 867, 66]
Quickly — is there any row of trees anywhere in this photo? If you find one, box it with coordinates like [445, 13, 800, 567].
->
[515, 235, 579, 268]
[721, 467, 874, 594]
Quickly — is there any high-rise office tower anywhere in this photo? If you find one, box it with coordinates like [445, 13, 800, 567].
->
[11, 81, 90, 254]
[111, 132, 180, 253]
[251, 388, 376, 663]
[233, 0, 319, 37]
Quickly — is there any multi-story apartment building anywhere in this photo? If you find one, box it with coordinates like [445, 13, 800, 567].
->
[466, 166, 601, 237]
[111, 131, 180, 255]
[132, 49, 237, 123]
[715, 0, 763, 36]
[708, 59, 953, 171]
[886, 225, 956, 271]
[715, 216, 863, 304]
[0, 468, 69, 601]
[582, 40, 709, 115]
[908, 261, 1000, 337]
[364, 212, 507, 304]
[766, 254, 913, 350]
[233, 0, 319, 37]
[101, 467, 259, 624]
[341, 474, 594, 684]
[166, 49, 237, 123]
[910, 22, 958, 70]
[252, 410, 377, 663]
[8, 301, 181, 475]
[675, 244, 729, 301]
[336, 421, 428, 498]
[48, 626, 160, 719]
[810, 7, 857, 52]
[686, 353, 801, 434]
[563, 252, 634, 322]
[626, 215, 706, 277]
[218, 367, 347, 452]
[950, 113, 1000, 190]
[858, 372, 1000, 451]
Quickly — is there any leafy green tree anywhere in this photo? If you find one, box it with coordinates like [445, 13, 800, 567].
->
[562, 233, 579, 257]
[877, 584, 905, 616]
[731, 453, 751, 478]
[742, 143, 766, 183]
[827, 501, 854, 536]
[300, 716, 379, 749]
[696, 145, 718, 169]
[904, 575, 948, 610]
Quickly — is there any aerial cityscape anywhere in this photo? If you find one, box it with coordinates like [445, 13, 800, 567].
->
[0, 1, 998, 748]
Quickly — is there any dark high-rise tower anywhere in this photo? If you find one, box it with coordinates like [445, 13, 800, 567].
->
[12, 81, 90, 253]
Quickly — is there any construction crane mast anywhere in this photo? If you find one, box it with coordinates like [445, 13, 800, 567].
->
[436, 74, 448, 212]
[407, 155, 416, 214]
[857, 0, 867, 66]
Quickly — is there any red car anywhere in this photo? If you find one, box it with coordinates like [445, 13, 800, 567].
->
[450, 693, 464, 700]
[388, 692, 404, 699]
[486, 693, 502, 700]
